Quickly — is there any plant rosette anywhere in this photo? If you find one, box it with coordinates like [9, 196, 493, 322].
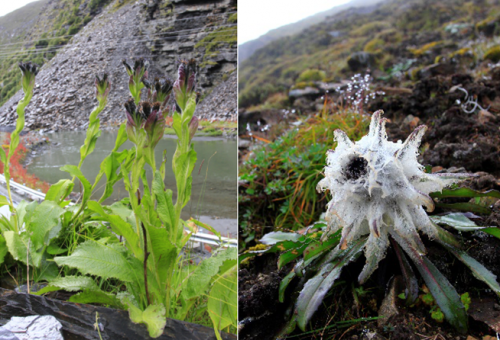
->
[245, 110, 500, 335]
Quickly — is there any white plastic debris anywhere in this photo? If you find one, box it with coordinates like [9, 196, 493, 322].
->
[2, 315, 63, 340]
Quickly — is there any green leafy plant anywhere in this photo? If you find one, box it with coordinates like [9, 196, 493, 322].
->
[0, 59, 236, 339]
[241, 111, 500, 335]
[239, 108, 370, 247]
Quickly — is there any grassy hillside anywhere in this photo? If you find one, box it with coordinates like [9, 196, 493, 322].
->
[0, 0, 49, 44]
[0, 0, 112, 107]
[238, 0, 383, 63]
[239, 0, 500, 109]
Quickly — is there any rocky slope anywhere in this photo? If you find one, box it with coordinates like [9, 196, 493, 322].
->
[0, 0, 236, 132]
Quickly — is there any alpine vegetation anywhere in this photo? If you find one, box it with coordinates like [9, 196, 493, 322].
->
[316, 110, 470, 283]
[0, 59, 236, 339]
[252, 110, 500, 335]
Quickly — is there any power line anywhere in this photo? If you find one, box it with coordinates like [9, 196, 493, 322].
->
[0, 11, 236, 50]
[0, 37, 236, 60]
[0, 26, 236, 58]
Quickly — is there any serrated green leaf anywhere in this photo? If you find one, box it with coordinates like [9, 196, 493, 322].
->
[208, 261, 237, 340]
[183, 247, 237, 300]
[152, 171, 175, 233]
[27, 200, 64, 251]
[45, 179, 74, 204]
[0, 195, 9, 207]
[4, 231, 43, 267]
[0, 234, 7, 265]
[54, 240, 136, 282]
[87, 201, 142, 259]
[69, 289, 124, 309]
[145, 222, 177, 287]
[123, 297, 166, 338]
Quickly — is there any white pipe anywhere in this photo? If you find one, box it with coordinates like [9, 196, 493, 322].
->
[0, 173, 237, 248]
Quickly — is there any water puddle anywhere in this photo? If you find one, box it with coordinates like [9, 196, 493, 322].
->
[23, 130, 237, 236]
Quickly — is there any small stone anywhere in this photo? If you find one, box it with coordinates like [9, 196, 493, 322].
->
[478, 109, 496, 124]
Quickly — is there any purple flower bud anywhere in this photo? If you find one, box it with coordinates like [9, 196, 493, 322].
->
[124, 98, 138, 127]
[18, 61, 39, 94]
[154, 77, 173, 104]
[142, 101, 166, 147]
[95, 73, 111, 103]
[173, 59, 197, 104]
[123, 58, 149, 81]
[188, 116, 199, 141]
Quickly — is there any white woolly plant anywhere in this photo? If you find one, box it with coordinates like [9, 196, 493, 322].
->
[279, 110, 500, 333]
[316, 110, 469, 283]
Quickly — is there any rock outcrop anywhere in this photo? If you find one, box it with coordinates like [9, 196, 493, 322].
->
[0, 0, 236, 132]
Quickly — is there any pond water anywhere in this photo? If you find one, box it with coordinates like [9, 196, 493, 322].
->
[25, 131, 237, 237]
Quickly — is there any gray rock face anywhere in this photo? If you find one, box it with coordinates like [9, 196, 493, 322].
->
[0, 0, 236, 131]
[2, 315, 63, 340]
[347, 52, 375, 72]
[196, 72, 236, 121]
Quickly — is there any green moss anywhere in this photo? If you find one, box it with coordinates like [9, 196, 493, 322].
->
[364, 38, 384, 53]
[195, 26, 236, 68]
[351, 21, 391, 37]
[228, 13, 237, 23]
[409, 41, 443, 57]
[484, 46, 500, 63]
[296, 69, 325, 82]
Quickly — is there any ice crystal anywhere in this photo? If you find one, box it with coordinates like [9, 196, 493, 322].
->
[317, 110, 470, 283]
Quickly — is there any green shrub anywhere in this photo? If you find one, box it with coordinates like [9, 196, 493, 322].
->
[351, 21, 391, 37]
[68, 25, 80, 36]
[36, 39, 49, 48]
[364, 38, 384, 53]
[228, 13, 237, 23]
[83, 15, 92, 25]
[297, 69, 326, 82]
[484, 46, 500, 63]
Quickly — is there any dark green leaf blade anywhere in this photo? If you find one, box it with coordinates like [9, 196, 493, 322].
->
[296, 238, 366, 331]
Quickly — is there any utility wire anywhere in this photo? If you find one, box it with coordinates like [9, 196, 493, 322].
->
[0, 11, 236, 50]
[0, 29, 234, 56]
[0, 26, 236, 58]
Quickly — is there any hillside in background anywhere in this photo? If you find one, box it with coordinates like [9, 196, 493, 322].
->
[239, 0, 500, 109]
[0, 0, 49, 45]
[238, 0, 383, 63]
[0, 0, 237, 131]
[0, 0, 116, 106]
